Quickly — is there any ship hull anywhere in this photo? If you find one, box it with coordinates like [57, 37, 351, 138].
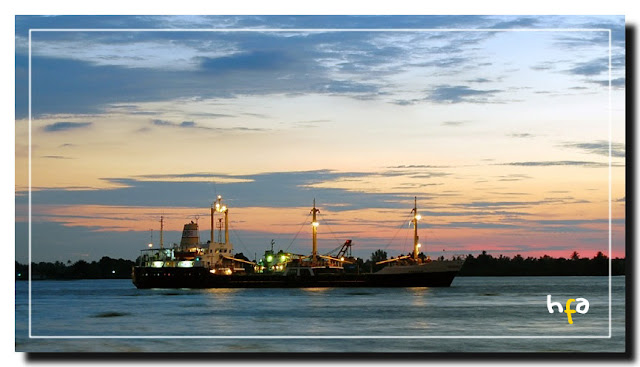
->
[132, 266, 460, 289]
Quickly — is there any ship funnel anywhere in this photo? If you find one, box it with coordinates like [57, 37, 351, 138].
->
[180, 221, 200, 248]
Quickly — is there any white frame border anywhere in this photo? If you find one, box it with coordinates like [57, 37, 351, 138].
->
[27, 27, 614, 340]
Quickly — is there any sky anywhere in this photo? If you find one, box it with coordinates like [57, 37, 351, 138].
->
[14, 15, 626, 263]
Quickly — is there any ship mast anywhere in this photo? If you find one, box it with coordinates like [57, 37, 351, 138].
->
[411, 196, 422, 260]
[214, 195, 229, 244]
[225, 207, 229, 245]
[311, 199, 320, 262]
[210, 196, 219, 246]
[160, 216, 164, 249]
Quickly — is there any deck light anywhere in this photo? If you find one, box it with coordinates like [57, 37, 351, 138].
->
[312, 222, 319, 227]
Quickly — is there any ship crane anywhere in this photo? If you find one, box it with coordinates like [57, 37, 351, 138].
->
[336, 239, 353, 260]
[319, 239, 356, 264]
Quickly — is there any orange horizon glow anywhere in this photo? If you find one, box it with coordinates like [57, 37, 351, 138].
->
[21, 203, 625, 259]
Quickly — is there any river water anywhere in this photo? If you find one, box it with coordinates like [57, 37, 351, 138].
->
[15, 276, 625, 353]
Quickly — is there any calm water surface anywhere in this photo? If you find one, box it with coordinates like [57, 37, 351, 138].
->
[15, 276, 625, 353]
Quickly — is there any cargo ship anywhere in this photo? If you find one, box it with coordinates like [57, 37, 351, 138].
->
[132, 196, 465, 288]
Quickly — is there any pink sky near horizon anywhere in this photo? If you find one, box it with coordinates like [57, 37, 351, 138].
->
[20, 202, 625, 260]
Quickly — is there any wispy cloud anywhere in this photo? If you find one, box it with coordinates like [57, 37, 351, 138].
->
[442, 121, 469, 127]
[567, 57, 609, 76]
[560, 140, 625, 158]
[150, 119, 267, 132]
[489, 17, 539, 29]
[387, 164, 450, 169]
[530, 62, 555, 71]
[455, 199, 556, 209]
[497, 174, 532, 182]
[588, 77, 625, 89]
[466, 78, 492, 83]
[17, 170, 410, 211]
[500, 161, 621, 168]
[391, 99, 421, 106]
[427, 85, 502, 104]
[507, 133, 534, 138]
[199, 50, 293, 73]
[43, 122, 92, 132]
[151, 119, 172, 126]
[41, 155, 73, 159]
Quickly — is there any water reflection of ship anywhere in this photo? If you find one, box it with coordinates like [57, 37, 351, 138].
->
[132, 196, 465, 288]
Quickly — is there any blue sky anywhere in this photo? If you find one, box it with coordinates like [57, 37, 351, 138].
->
[15, 15, 626, 262]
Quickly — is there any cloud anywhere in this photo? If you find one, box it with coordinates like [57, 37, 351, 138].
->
[42, 121, 92, 132]
[149, 119, 266, 132]
[151, 119, 207, 129]
[41, 155, 73, 159]
[413, 57, 472, 69]
[387, 165, 450, 169]
[567, 57, 609, 76]
[437, 221, 521, 229]
[534, 218, 624, 226]
[500, 161, 619, 168]
[507, 133, 534, 138]
[553, 33, 610, 50]
[452, 196, 598, 211]
[560, 140, 625, 158]
[314, 80, 381, 95]
[391, 99, 420, 106]
[20, 33, 386, 117]
[427, 85, 502, 104]
[18, 170, 412, 211]
[199, 50, 293, 72]
[456, 200, 553, 209]
[530, 62, 555, 71]
[17, 16, 625, 119]
[441, 121, 469, 127]
[588, 77, 626, 88]
[466, 78, 492, 83]
[497, 174, 532, 182]
[489, 17, 539, 29]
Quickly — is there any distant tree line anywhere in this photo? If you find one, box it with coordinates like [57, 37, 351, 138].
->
[16, 250, 625, 280]
[457, 250, 624, 276]
[15, 257, 135, 280]
[355, 250, 624, 276]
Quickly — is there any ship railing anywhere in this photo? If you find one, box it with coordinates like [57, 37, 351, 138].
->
[138, 248, 174, 266]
